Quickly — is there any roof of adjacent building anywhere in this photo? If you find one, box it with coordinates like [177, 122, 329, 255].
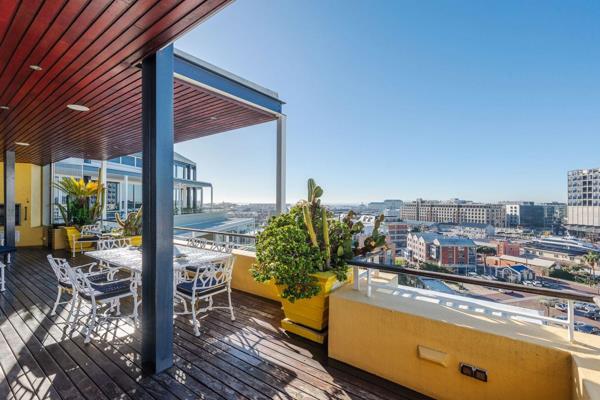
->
[434, 237, 476, 247]
[509, 264, 534, 273]
[411, 232, 442, 243]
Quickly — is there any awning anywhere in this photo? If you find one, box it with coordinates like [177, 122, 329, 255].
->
[0, 0, 283, 165]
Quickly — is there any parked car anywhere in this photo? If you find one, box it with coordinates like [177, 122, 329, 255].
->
[577, 309, 600, 320]
[574, 324, 600, 335]
[523, 280, 533, 286]
[532, 281, 543, 287]
[555, 303, 568, 312]
[543, 281, 561, 289]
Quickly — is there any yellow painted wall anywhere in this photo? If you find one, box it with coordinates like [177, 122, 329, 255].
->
[329, 286, 579, 400]
[231, 249, 279, 301]
[0, 163, 44, 246]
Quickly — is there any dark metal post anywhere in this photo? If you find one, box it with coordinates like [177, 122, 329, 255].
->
[3, 150, 15, 260]
[141, 44, 174, 375]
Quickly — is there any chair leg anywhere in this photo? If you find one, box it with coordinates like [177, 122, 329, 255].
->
[85, 302, 97, 344]
[132, 292, 139, 323]
[227, 289, 235, 321]
[51, 287, 62, 316]
[70, 296, 82, 333]
[190, 298, 200, 336]
[66, 291, 77, 323]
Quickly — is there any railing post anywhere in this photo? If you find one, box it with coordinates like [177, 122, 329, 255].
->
[567, 299, 575, 342]
[353, 265, 359, 290]
[367, 268, 372, 297]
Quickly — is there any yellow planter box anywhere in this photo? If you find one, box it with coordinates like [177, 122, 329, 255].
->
[277, 270, 353, 332]
[128, 235, 142, 246]
[63, 226, 95, 253]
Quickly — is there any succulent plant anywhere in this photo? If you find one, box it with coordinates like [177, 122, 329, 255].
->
[115, 206, 142, 237]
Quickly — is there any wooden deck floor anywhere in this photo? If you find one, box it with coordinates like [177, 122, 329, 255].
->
[0, 247, 429, 400]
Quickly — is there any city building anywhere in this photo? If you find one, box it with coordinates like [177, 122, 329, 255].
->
[406, 232, 476, 269]
[495, 240, 521, 257]
[567, 168, 600, 238]
[406, 232, 441, 263]
[384, 219, 409, 251]
[437, 223, 495, 239]
[495, 264, 536, 283]
[400, 199, 505, 227]
[367, 199, 403, 211]
[430, 236, 477, 269]
[53, 152, 214, 222]
[504, 202, 545, 229]
[541, 202, 567, 231]
[521, 236, 600, 266]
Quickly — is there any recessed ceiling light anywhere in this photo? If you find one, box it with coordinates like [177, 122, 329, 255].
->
[0, 106, 9, 110]
[15, 142, 30, 146]
[29, 65, 42, 71]
[67, 104, 90, 112]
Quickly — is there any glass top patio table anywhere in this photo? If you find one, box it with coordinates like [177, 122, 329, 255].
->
[85, 245, 229, 274]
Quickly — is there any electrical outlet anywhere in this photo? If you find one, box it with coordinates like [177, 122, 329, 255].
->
[459, 363, 488, 382]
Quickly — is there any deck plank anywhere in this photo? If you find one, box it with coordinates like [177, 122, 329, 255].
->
[0, 247, 429, 400]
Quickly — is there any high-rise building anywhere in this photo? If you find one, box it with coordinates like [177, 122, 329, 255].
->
[504, 202, 545, 229]
[567, 168, 600, 238]
[400, 199, 505, 227]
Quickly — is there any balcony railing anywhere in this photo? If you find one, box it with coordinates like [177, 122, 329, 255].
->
[350, 259, 599, 342]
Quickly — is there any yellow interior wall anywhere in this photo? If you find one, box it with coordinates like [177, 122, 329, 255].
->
[329, 286, 576, 400]
[0, 163, 44, 247]
[231, 249, 279, 302]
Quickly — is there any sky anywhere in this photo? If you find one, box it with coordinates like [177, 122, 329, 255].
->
[175, 0, 600, 205]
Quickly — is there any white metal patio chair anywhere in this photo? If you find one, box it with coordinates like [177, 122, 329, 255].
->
[175, 255, 235, 336]
[186, 237, 232, 253]
[80, 223, 101, 236]
[65, 264, 137, 343]
[97, 237, 132, 250]
[185, 237, 209, 248]
[96, 237, 133, 277]
[47, 255, 112, 327]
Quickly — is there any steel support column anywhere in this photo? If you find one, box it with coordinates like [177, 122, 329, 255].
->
[3, 150, 15, 254]
[275, 115, 286, 214]
[141, 44, 174, 375]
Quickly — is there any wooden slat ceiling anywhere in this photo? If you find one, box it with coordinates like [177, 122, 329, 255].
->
[0, 0, 276, 165]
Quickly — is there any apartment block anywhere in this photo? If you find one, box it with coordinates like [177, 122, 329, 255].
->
[567, 168, 600, 237]
[400, 199, 505, 227]
[385, 220, 409, 250]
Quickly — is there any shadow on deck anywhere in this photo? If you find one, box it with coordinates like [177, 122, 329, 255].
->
[0, 247, 429, 400]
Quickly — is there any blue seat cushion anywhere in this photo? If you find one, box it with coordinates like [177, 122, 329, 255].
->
[82, 280, 132, 301]
[59, 272, 108, 289]
[176, 280, 226, 297]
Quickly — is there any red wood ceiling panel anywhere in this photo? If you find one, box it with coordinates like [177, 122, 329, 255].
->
[0, 0, 272, 165]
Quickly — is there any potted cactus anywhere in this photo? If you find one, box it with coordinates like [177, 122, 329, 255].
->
[253, 179, 375, 343]
[115, 207, 142, 246]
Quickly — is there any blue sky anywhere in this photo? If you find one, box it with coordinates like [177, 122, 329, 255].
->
[175, 1, 600, 204]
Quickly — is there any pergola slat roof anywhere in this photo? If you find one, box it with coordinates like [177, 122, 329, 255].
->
[0, 0, 282, 165]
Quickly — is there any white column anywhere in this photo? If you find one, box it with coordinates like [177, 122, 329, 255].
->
[276, 115, 286, 214]
[123, 175, 129, 214]
[101, 160, 108, 221]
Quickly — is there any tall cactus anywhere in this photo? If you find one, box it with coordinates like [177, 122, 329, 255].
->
[322, 207, 331, 266]
[115, 206, 143, 236]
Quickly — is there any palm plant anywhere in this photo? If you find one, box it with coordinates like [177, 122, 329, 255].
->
[54, 170, 105, 227]
[583, 251, 600, 287]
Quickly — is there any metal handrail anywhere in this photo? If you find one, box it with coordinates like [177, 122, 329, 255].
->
[350, 259, 596, 303]
[173, 226, 256, 240]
